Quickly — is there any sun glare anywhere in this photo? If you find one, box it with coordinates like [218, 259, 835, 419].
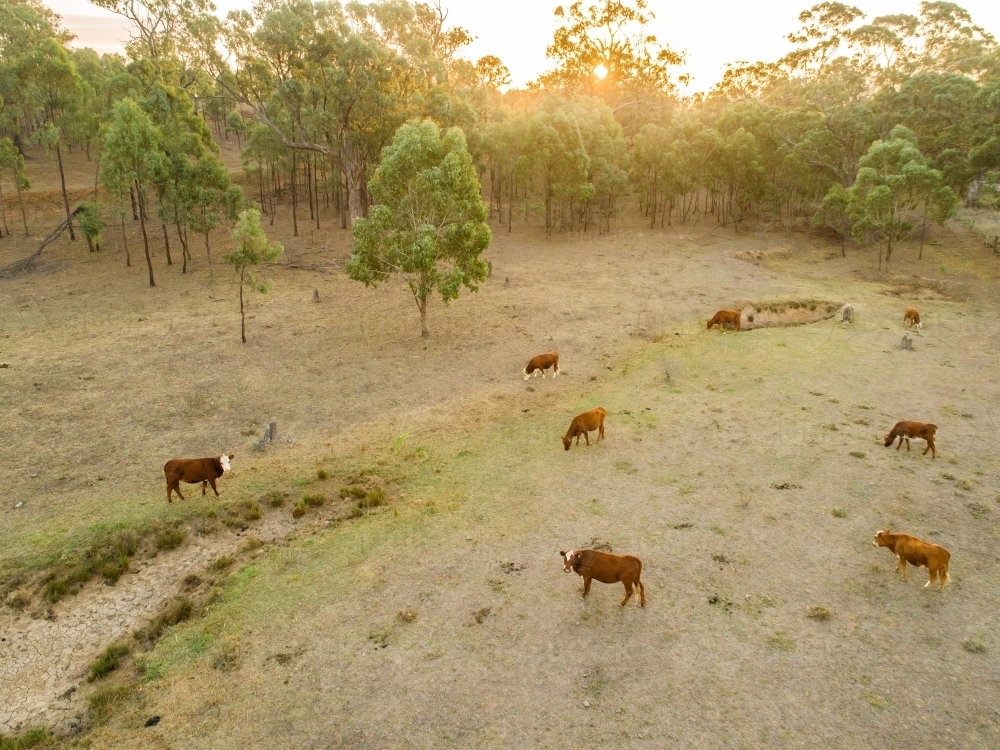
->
[593, 63, 608, 80]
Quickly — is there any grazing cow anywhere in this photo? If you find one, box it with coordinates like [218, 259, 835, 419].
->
[560, 549, 646, 607]
[707, 309, 741, 332]
[524, 351, 560, 380]
[904, 307, 922, 329]
[873, 530, 951, 591]
[884, 421, 937, 458]
[164, 454, 233, 503]
[562, 407, 606, 450]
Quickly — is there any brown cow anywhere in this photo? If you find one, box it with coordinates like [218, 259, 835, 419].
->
[560, 549, 646, 607]
[164, 454, 233, 503]
[904, 307, 922, 329]
[873, 530, 951, 591]
[707, 309, 741, 332]
[524, 351, 560, 380]
[562, 407, 606, 450]
[884, 421, 937, 458]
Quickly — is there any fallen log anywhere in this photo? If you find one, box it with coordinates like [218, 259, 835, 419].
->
[0, 204, 86, 278]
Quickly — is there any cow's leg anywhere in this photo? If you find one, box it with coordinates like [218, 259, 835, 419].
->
[584, 430, 590, 446]
[576, 433, 582, 446]
[621, 582, 634, 607]
[582, 577, 591, 598]
[598, 423, 604, 441]
[905, 437, 911, 451]
[201, 480, 208, 496]
[553, 365, 559, 378]
[898, 557, 908, 581]
[925, 438, 935, 458]
[924, 569, 937, 589]
[895, 436, 903, 451]
[209, 478, 219, 496]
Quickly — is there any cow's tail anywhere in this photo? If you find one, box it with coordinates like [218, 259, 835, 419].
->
[943, 556, 951, 584]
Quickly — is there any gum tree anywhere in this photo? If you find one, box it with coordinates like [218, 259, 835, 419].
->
[347, 119, 490, 338]
[221, 208, 283, 343]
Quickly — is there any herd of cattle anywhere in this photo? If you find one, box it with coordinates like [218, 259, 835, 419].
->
[163, 303, 950, 607]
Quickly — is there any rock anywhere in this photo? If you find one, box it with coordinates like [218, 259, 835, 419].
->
[14, 502, 23, 509]
[583, 700, 590, 708]
[144, 715, 161, 727]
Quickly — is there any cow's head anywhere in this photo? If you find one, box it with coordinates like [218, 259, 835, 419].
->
[873, 529, 891, 547]
[562, 435, 572, 451]
[560, 550, 580, 573]
[220, 454, 234, 472]
[883, 432, 895, 447]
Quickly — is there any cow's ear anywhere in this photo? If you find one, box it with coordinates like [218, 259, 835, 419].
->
[229, 454, 235, 460]
[559, 551, 566, 557]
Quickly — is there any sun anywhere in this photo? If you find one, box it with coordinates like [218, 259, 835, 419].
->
[593, 63, 608, 80]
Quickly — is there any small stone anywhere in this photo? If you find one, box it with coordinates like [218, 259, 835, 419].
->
[144, 716, 160, 727]
[14, 502, 23, 509]
[583, 700, 590, 708]
[465, 536, 473, 541]
[29, 474, 37, 478]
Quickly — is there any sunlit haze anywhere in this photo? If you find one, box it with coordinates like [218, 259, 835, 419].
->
[41, 0, 1000, 93]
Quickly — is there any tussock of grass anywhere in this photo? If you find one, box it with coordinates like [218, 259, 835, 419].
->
[88, 684, 134, 725]
[339, 485, 367, 500]
[135, 597, 193, 647]
[850, 450, 866, 458]
[292, 502, 306, 519]
[155, 526, 185, 551]
[832, 508, 848, 518]
[316, 469, 328, 480]
[303, 493, 326, 508]
[962, 638, 986, 653]
[0, 727, 53, 749]
[262, 491, 286, 508]
[211, 555, 235, 571]
[87, 643, 130, 682]
[806, 605, 832, 621]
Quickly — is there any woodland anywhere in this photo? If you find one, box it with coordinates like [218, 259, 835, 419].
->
[1, 0, 999, 291]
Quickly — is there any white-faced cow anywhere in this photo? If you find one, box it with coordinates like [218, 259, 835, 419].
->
[164, 454, 233, 503]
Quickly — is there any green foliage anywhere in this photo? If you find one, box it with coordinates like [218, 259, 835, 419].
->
[348, 119, 490, 338]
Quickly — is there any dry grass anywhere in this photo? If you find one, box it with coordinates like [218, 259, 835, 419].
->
[87, 643, 131, 682]
[5, 146, 1000, 746]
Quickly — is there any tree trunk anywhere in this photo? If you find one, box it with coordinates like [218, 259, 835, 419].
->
[239, 269, 247, 343]
[120, 215, 130, 267]
[0, 181, 8, 237]
[176, 221, 189, 273]
[290, 152, 299, 237]
[314, 157, 321, 229]
[55, 144, 76, 241]
[885, 236, 893, 266]
[136, 185, 155, 286]
[162, 223, 172, 265]
[306, 157, 314, 220]
[130, 186, 139, 220]
[919, 219, 926, 260]
[419, 295, 429, 338]
[14, 175, 29, 236]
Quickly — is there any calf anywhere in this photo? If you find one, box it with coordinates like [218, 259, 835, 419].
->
[560, 549, 646, 607]
[707, 309, 741, 332]
[884, 421, 937, 458]
[562, 407, 606, 450]
[873, 530, 950, 591]
[524, 351, 560, 380]
[904, 307, 922, 329]
[164, 454, 233, 503]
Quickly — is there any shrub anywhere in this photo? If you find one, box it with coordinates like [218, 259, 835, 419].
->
[88, 643, 131, 682]
[303, 493, 326, 508]
[292, 502, 306, 519]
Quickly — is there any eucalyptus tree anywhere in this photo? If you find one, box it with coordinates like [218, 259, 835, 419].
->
[0, 137, 29, 237]
[100, 98, 165, 286]
[222, 208, 283, 343]
[347, 119, 490, 338]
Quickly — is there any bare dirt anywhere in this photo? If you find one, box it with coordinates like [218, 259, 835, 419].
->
[3, 146, 1000, 747]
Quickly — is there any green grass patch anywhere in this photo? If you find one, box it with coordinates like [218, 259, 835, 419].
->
[87, 643, 131, 682]
[303, 493, 327, 508]
[88, 684, 134, 725]
[832, 508, 848, 518]
[0, 728, 54, 750]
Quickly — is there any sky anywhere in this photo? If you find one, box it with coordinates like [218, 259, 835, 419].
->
[42, 0, 1000, 94]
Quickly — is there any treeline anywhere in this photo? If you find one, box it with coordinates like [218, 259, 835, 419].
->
[1, 0, 999, 280]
